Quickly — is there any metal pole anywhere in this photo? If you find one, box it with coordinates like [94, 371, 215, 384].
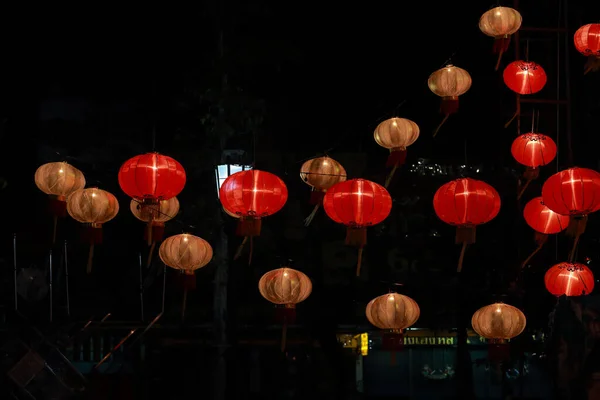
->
[12, 233, 17, 310]
[64, 240, 70, 317]
[139, 253, 144, 321]
[49, 250, 53, 322]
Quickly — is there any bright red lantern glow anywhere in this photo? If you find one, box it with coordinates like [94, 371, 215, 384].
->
[541, 167, 600, 216]
[503, 61, 547, 95]
[433, 178, 501, 227]
[323, 179, 392, 227]
[523, 197, 569, 235]
[544, 262, 595, 297]
[219, 170, 288, 218]
[118, 153, 186, 200]
[511, 133, 557, 169]
[574, 24, 600, 57]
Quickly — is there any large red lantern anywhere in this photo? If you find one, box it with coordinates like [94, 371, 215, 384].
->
[574, 23, 600, 74]
[118, 153, 186, 244]
[521, 197, 569, 268]
[545, 262, 595, 297]
[433, 178, 501, 272]
[219, 170, 288, 263]
[542, 167, 600, 260]
[503, 61, 547, 95]
[323, 179, 392, 276]
[511, 133, 557, 199]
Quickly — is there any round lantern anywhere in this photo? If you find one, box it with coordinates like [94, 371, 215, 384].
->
[478, 6, 522, 70]
[299, 156, 347, 226]
[366, 292, 420, 353]
[544, 262, 595, 297]
[427, 64, 472, 137]
[67, 188, 119, 273]
[323, 179, 392, 276]
[433, 178, 501, 272]
[259, 267, 312, 351]
[374, 117, 420, 187]
[511, 133, 557, 199]
[574, 23, 600, 74]
[521, 197, 569, 268]
[472, 303, 526, 363]
[219, 170, 288, 263]
[35, 161, 86, 243]
[131, 197, 179, 266]
[503, 61, 547, 95]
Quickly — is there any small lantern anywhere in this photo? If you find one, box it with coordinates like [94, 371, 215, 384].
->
[471, 303, 526, 363]
[299, 156, 346, 226]
[428, 65, 472, 137]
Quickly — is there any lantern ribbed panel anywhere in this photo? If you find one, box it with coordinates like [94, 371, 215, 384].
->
[300, 157, 347, 190]
[159, 234, 213, 273]
[258, 268, 312, 305]
[323, 179, 392, 227]
[478, 6, 522, 38]
[511, 133, 557, 168]
[433, 178, 501, 226]
[35, 162, 86, 198]
[118, 153, 186, 200]
[541, 167, 600, 216]
[544, 262, 595, 297]
[574, 24, 600, 57]
[428, 65, 472, 98]
[374, 118, 420, 150]
[130, 197, 179, 223]
[503, 61, 547, 95]
[67, 188, 119, 225]
[523, 197, 569, 234]
[471, 303, 526, 340]
[365, 293, 420, 331]
[219, 170, 288, 217]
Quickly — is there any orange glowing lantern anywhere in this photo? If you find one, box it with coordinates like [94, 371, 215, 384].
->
[428, 64, 472, 137]
[574, 23, 600, 74]
[478, 6, 522, 70]
[471, 303, 526, 363]
[374, 117, 420, 187]
[67, 188, 119, 273]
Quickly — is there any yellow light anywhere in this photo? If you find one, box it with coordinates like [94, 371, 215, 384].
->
[360, 333, 369, 356]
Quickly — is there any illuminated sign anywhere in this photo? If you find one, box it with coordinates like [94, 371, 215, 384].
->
[360, 333, 369, 355]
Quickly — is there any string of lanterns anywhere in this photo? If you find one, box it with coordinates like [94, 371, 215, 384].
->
[32, 12, 600, 358]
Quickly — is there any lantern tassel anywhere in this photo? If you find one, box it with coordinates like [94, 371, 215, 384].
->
[87, 244, 94, 274]
[517, 179, 532, 200]
[309, 189, 325, 205]
[146, 241, 156, 268]
[146, 220, 153, 246]
[432, 114, 450, 138]
[505, 109, 519, 128]
[356, 248, 364, 277]
[386, 149, 407, 167]
[248, 236, 254, 265]
[522, 242, 545, 269]
[384, 165, 399, 188]
[495, 48, 504, 72]
[234, 236, 249, 260]
[457, 242, 468, 273]
[304, 203, 320, 226]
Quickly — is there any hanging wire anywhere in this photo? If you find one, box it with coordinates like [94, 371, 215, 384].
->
[554, 0, 563, 262]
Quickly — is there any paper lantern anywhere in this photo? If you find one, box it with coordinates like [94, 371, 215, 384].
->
[366, 293, 420, 353]
[574, 23, 600, 74]
[219, 170, 288, 263]
[478, 6, 522, 70]
[544, 262, 595, 297]
[35, 161, 86, 243]
[472, 303, 526, 363]
[300, 156, 346, 226]
[259, 267, 312, 351]
[374, 117, 420, 187]
[323, 179, 392, 275]
[67, 188, 119, 273]
[433, 178, 500, 271]
[521, 197, 569, 268]
[428, 65, 472, 137]
[131, 197, 179, 266]
[503, 61, 547, 95]
[159, 233, 213, 289]
[511, 133, 557, 199]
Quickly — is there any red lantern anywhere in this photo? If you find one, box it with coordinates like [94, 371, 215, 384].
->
[503, 61, 547, 95]
[574, 24, 600, 74]
[542, 167, 600, 261]
[119, 153, 186, 244]
[545, 262, 595, 297]
[511, 133, 557, 199]
[521, 197, 569, 268]
[323, 179, 392, 276]
[433, 178, 501, 272]
[219, 170, 288, 263]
